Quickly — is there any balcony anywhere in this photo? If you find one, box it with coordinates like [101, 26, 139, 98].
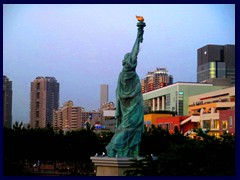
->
[189, 101, 234, 108]
[201, 113, 219, 120]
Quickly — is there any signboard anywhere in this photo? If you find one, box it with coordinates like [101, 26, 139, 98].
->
[103, 110, 116, 117]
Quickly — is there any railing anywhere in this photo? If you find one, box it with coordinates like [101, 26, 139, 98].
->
[189, 99, 231, 107]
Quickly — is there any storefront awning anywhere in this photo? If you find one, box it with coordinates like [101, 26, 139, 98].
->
[180, 116, 200, 125]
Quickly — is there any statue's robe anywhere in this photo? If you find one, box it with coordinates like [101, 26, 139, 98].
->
[106, 52, 144, 158]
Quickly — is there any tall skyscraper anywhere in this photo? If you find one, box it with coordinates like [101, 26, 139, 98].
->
[197, 44, 235, 85]
[141, 67, 173, 93]
[30, 76, 59, 128]
[3, 75, 12, 128]
[100, 84, 109, 108]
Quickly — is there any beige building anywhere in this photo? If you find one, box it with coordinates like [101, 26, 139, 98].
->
[100, 84, 108, 108]
[182, 86, 235, 136]
[53, 101, 100, 131]
[30, 77, 59, 128]
[53, 101, 82, 131]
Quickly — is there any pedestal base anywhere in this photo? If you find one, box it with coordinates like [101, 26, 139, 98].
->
[90, 156, 136, 176]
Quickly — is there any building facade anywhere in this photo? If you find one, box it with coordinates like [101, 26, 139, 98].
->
[30, 76, 59, 128]
[197, 44, 235, 85]
[144, 113, 172, 129]
[186, 86, 235, 136]
[219, 109, 235, 135]
[143, 82, 228, 116]
[141, 68, 173, 93]
[53, 101, 82, 131]
[156, 116, 189, 134]
[100, 84, 109, 108]
[53, 101, 101, 131]
[81, 110, 101, 128]
[3, 75, 12, 128]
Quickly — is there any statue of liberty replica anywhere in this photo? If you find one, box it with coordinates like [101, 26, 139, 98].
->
[106, 16, 146, 158]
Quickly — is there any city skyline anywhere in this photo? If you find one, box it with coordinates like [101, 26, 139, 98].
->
[3, 4, 235, 124]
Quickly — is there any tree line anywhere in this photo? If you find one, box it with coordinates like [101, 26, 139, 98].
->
[3, 122, 235, 176]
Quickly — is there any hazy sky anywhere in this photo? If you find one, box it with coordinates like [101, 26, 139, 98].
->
[3, 4, 235, 124]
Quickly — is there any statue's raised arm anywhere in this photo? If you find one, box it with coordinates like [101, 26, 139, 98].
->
[106, 16, 146, 158]
[130, 16, 146, 62]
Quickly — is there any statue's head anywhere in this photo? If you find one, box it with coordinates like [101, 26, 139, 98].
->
[122, 53, 131, 66]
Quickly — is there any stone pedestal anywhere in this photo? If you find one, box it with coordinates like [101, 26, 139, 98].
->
[90, 156, 135, 176]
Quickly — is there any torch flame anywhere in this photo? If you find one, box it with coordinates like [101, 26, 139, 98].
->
[136, 15, 144, 22]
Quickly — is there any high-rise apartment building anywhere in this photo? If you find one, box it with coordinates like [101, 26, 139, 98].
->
[30, 76, 59, 128]
[3, 75, 12, 128]
[197, 44, 235, 85]
[53, 101, 100, 131]
[53, 100, 82, 131]
[141, 68, 173, 93]
[100, 84, 108, 108]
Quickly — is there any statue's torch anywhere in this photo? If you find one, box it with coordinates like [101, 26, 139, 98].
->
[136, 15, 146, 43]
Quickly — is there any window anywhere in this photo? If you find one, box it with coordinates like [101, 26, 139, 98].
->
[165, 123, 170, 130]
[222, 120, 228, 129]
[178, 100, 183, 115]
[158, 124, 163, 128]
[174, 125, 179, 132]
[36, 102, 40, 108]
[213, 119, 219, 129]
[203, 120, 211, 129]
[229, 116, 232, 128]
[37, 83, 40, 90]
[36, 111, 39, 118]
[166, 94, 170, 107]
[36, 121, 39, 128]
[209, 62, 216, 78]
[37, 92, 40, 99]
[217, 62, 226, 78]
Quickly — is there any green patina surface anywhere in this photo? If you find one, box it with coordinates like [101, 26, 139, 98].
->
[106, 21, 146, 158]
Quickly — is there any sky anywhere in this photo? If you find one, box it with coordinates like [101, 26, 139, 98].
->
[3, 4, 235, 124]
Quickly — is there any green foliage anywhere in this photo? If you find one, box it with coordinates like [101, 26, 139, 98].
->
[3, 125, 104, 175]
[140, 125, 171, 155]
[3, 125, 235, 176]
[97, 131, 114, 153]
[126, 126, 235, 176]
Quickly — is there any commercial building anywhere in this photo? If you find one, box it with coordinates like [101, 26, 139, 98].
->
[30, 76, 59, 128]
[146, 86, 235, 137]
[184, 86, 235, 136]
[99, 102, 116, 131]
[156, 116, 189, 134]
[100, 84, 109, 108]
[101, 110, 116, 132]
[144, 113, 172, 128]
[197, 44, 235, 85]
[142, 82, 228, 116]
[219, 109, 235, 135]
[81, 110, 101, 128]
[141, 68, 173, 93]
[3, 75, 12, 128]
